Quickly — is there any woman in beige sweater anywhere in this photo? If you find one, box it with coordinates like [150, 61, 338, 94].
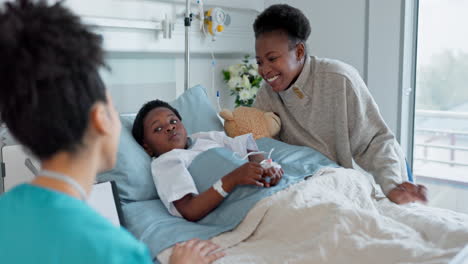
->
[252, 4, 427, 205]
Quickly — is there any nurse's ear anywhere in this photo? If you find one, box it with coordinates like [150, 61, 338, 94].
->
[295, 42, 305, 62]
[89, 102, 113, 136]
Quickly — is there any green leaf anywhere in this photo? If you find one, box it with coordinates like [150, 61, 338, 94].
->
[251, 77, 262, 87]
[222, 70, 230, 82]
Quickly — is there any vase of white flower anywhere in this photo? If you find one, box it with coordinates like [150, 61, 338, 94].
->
[222, 55, 263, 108]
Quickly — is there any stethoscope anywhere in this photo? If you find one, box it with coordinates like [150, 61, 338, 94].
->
[36, 170, 87, 201]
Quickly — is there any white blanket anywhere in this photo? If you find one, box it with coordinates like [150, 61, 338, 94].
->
[158, 167, 468, 264]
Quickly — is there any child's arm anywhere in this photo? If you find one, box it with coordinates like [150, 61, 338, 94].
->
[173, 162, 264, 222]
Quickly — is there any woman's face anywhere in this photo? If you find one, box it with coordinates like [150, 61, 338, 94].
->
[255, 31, 305, 92]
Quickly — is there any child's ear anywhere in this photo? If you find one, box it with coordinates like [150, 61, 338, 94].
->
[142, 143, 154, 157]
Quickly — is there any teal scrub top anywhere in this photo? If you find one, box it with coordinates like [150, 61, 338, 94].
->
[0, 184, 153, 264]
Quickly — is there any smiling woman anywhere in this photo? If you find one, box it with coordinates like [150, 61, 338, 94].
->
[252, 4, 427, 205]
[254, 4, 310, 93]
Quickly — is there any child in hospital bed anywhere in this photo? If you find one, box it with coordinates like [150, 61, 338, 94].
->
[132, 100, 284, 221]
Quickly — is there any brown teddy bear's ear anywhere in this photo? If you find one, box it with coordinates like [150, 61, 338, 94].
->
[219, 109, 234, 121]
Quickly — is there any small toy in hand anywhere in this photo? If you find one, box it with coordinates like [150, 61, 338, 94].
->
[260, 158, 281, 170]
[259, 149, 282, 184]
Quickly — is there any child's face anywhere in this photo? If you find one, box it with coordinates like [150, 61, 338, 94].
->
[142, 107, 187, 157]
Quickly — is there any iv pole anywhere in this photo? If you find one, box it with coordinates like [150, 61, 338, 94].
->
[184, 0, 191, 91]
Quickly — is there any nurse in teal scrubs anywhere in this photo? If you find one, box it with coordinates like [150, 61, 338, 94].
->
[0, 1, 223, 264]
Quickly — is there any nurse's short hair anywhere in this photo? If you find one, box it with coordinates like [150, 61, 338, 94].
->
[0, 0, 107, 160]
[132, 100, 182, 147]
[253, 4, 311, 48]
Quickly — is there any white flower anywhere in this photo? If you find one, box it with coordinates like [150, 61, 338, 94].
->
[224, 57, 262, 107]
[239, 89, 253, 101]
[228, 76, 242, 89]
[248, 69, 258, 77]
[253, 63, 258, 70]
[228, 64, 243, 77]
[242, 75, 251, 89]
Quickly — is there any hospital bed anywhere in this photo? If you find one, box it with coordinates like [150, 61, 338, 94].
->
[96, 84, 468, 264]
[1, 82, 467, 263]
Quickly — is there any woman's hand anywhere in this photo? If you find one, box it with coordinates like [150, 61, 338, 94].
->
[169, 239, 225, 264]
[223, 162, 265, 192]
[262, 167, 284, 187]
[387, 182, 428, 204]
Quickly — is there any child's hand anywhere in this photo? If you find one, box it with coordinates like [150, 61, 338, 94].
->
[169, 239, 225, 264]
[263, 167, 284, 187]
[223, 162, 265, 191]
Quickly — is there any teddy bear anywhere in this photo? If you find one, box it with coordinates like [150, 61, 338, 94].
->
[219, 106, 281, 140]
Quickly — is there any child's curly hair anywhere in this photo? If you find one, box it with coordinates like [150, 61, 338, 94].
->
[0, 0, 107, 159]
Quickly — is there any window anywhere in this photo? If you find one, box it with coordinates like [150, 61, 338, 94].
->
[412, 0, 468, 214]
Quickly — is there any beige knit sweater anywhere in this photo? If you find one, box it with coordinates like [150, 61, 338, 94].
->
[253, 56, 408, 195]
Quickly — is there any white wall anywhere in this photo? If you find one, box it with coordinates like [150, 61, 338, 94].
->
[0, 0, 407, 130]
[176, 56, 249, 111]
[93, 0, 409, 138]
[65, 0, 259, 113]
[367, 0, 406, 141]
[264, 0, 406, 138]
[264, 0, 367, 77]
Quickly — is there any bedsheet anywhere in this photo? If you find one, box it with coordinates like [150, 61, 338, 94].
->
[158, 167, 468, 264]
[122, 138, 337, 261]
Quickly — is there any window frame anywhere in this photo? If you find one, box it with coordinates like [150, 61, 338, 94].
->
[399, 0, 419, 171]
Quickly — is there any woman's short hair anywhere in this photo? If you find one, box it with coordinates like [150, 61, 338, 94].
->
[253, 4, 311, 47]
[132, 100, 182, 147]
[0, 0, 107, 160]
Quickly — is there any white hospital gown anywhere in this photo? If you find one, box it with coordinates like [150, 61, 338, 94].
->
[151, 131, 258, 217]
